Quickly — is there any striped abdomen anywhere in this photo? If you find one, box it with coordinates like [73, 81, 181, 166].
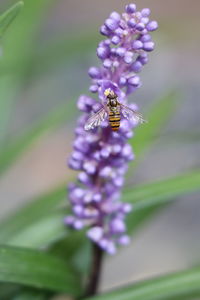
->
[109, 110, 120, 131]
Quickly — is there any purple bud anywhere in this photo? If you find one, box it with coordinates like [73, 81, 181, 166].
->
[103, 59, 112, 68]
[140, 34, 151, 42]
[110, 48, 116, 55]
[89, 85, 98, 93]
[78, 172, 90, 184]
[99, 238, 109, 250]
[131, 60, 143, 72]
[141, 17, 149, 25]
[115, 27, 124, 37]
[101, 146, 111, 158]
[72, 151, 84, 161]
[113, 61, 119, 68]
[87, 226, 103, 242]
[112, 144, 122, 154]
[127, 18, 136, 28]
[119, 76, 127, 87]
[100, 25, 110, 36]
[83, 161, 97, 174]
[135, 11, 142, 19]
[73, 205, 83, 216]
[138, 53, 149, 65]
[110, 11, 121, 22]
[77, 95, 94, 112]
[122, 203, 133, 213]
[122, 144, 132, 157]
[85, 134, 99, 144]
[146, 20, 158, 31]
[74, 220, 84, 230]
[104, 39, 111, 46]
[83, 192, 93, 203]
[93, 193, 102, 202]
[136, 22, 145, 31]
[71, 187, 85, 199]
[111, 35, 121, 45]
[100, 166, 112, 178]
[68, 158, 81, 170]
[110, 218, 126, 233]
[128, 75, 140, 86]
[74, 137, 89, 152]
[93, 150, 101, 161]
[116, 47, 126, 57]
[132, 40, 143, 50]
[105, 18, 119, 31]
[97, 46, 109, 60]
[125, 131, 134, 139]
[113, 177, 124, 187]
[64, 216, 74, 226]
[88, 67, 101, 79]
[107, 242, 116, 255]
[143, 41, 155, 51]
[141, 8, 151, 17]
[125, 3, 136, 14]
[124, 52, 133, 64]
[118, 235, 130, 245]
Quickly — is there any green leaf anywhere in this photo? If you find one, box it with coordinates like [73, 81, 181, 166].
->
[12, 288, 51, 300]
[49, 230, 92, 278]
[0, 102, 75, 175]
[125, 170, 200, 210]
[7, 211, 67, 248]
[0, 245, 80, 295]
[126, 203, 165, 234]
[0, 0, 53, 140]
[124, 170, 200, 233]
[86, 267, 200, 300]
[0, 184, 66, 244]
[128, 91, 178, 171]
[0, 2, 24, 38]
[1, 170, 200, 248]
[49, 230, 86, 261]
[0, 283, 20, 299]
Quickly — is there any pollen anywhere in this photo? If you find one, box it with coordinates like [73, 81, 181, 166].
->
[104, 89, 111, 96]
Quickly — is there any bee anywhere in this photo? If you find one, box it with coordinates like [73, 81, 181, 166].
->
[84, 89, 146, 131]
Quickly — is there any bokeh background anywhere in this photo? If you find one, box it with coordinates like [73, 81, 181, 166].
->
[0, 0, 200, 293]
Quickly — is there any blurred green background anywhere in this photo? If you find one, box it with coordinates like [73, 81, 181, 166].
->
[0, 0, 200, 296]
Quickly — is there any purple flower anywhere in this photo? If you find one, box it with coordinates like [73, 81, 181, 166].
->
[65, 3, 158, 254]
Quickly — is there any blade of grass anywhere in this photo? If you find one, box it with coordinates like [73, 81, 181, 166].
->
[86, 267, 200, 300]
[0, 283, 20, 300]
[0, 170, 199, 248]
[12, 288, 51, 300]
[128, 91, 178, 173]
[49, 230, 92, 277]
[0, 183, 66, 243]
[0, 245, 80, 295]
[0, 1, 23, 38]
[7, 211, 67, 248]
[124, 169, 200, 233]
[0, 0, 53, 140]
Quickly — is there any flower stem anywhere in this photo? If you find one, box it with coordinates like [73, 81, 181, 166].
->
[84, 243, 104, 298]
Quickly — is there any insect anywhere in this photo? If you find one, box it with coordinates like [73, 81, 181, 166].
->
[84, 89, 146, 131]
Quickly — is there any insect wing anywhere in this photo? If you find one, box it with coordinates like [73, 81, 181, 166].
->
[120, 103, 147, 124]
[84, 107, 108, 130]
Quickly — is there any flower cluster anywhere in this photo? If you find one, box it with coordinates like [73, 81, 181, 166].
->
[65, 3, 158, 254]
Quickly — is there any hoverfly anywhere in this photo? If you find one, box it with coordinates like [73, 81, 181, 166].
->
[84, 89, 146, 131]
